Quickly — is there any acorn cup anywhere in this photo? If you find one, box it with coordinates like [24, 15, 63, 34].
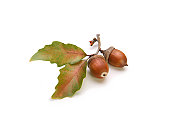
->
[102, 46, 128, 68]
[88, 55, 109, 79]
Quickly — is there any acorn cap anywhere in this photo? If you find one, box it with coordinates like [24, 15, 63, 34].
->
[88, 55, 105, 67]
[102, 46, 115, 62]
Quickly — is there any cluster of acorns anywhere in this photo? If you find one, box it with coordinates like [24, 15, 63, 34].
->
[88, 37, 128, 79]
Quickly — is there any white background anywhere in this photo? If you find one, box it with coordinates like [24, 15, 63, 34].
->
[0, 0, 170, 132]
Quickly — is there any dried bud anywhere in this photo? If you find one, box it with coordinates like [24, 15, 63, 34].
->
[89, 38, 97, 46]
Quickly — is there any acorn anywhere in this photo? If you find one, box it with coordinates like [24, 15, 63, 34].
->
[102, 46, 128, 68]
[88, 55, 109, 79]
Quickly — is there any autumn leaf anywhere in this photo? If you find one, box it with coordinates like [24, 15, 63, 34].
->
[30, 41, 87, 67]
[52, 60, 87, 99]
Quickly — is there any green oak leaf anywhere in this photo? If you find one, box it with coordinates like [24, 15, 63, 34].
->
[30, 41, 87, 67]
[52, 60, 87, 99]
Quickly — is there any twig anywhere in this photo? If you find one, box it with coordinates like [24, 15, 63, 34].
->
[86, 34, 101, 58]
[95, 34, 101, 54]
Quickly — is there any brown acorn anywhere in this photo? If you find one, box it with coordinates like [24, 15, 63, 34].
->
[102, 46, 128, 68]
[88, 55, 109, 79]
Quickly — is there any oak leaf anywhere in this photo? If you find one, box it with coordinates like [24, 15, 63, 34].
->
[30, 41, 86, 67]
[52, 60, 87, 99]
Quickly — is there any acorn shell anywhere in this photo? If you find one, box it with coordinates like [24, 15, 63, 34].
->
[88, 55, 109, 79]
[102, 47, 127, 67]
[109, 49, 127, 67]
